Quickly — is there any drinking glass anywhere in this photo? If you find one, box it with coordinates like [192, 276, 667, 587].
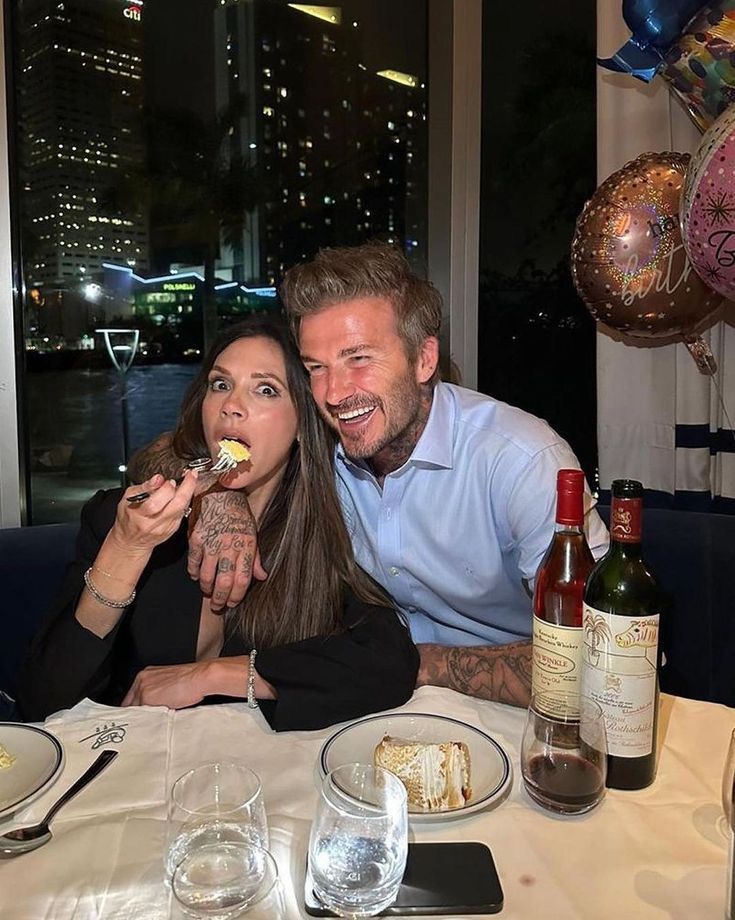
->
[521, 692, 607, 815]
[720, 728, 735, 839]
[166, 763, 268, 880]
[308, 763, 408, 918]
[172, 842, 284, 919]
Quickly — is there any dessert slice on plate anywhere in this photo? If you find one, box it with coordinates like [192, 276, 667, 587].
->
[374, 735, 472, 811]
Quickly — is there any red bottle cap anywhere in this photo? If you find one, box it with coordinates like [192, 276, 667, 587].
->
[556, 469, 585, 526]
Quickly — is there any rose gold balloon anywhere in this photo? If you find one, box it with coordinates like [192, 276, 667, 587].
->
[571, 151, 721, 338]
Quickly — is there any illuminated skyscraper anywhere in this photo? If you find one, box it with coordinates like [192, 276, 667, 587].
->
[16, 0, 149, 297]
[213, 0, 427, 286]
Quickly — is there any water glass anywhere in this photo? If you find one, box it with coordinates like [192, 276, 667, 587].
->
[172, 842, 284, 919]
[308, 763, 408, 918]
[166, 763, 268, 880]
[521, 693, 607, 815]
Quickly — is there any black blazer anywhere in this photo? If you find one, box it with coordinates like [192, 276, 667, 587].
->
[17, 490, 419, 730]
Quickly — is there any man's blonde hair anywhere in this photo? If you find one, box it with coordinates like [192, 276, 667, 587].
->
[280, 242, 443, 371]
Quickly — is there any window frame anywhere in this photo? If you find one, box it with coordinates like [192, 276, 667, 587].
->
[0, 0, 22, 526]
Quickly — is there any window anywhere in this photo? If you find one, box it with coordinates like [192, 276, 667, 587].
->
[9, 0, 429, 522]
[478, 0, 597, 479]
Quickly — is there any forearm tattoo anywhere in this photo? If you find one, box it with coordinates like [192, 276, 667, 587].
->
[419, 641, 532, 708]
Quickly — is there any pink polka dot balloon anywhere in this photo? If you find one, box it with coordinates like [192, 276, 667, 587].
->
[682, 104, 735, 301]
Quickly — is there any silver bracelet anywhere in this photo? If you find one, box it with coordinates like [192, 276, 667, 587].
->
[83, 567, 136, 609]
[247, 648, 258, 709]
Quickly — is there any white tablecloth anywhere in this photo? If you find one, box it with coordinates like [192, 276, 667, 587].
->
[0, 687, 731, 919]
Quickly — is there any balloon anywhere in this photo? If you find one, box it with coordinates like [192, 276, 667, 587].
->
[599, 0, 708, 81]
[681, 103, 735, 299]
[572, 152, 721, 338]
[660, 1, 735, 131]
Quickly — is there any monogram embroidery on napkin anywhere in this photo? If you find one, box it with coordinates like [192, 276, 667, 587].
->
[79, 722, 129, 749]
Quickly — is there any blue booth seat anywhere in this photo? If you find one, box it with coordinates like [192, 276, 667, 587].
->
[0, 522, 78, 701]
[596, 506, 735, 708]
[0, 508, 733, 709]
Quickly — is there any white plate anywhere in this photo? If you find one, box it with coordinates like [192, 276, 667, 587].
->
[319, 712, 512, 822]
[0, 723, 64, 822]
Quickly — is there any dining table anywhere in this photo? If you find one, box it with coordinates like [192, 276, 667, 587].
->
[0, 684, 730, 920]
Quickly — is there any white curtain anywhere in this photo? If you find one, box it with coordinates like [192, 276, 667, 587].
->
[597, 1, 735, 511]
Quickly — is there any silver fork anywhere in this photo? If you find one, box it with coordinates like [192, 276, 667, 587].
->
[209, 450, 239, 473]
[126, 457, 213, 504]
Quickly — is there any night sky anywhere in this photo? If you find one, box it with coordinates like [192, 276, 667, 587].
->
[480, 0, 596, 274]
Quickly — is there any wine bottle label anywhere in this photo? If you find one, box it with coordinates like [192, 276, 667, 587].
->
[610, 497, 642, 543]
[581, 604, 659, 758]
[532, 616, 582, 718]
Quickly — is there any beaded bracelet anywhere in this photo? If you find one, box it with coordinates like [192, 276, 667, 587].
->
[247, 648, 258, 709]
[84, 567, 136, 609]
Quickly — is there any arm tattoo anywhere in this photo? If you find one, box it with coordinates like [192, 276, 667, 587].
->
[418, 641, 532, 708]
[127, 431, 180, 483]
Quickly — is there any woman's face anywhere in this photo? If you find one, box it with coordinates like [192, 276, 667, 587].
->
[201, 336, 299, 512]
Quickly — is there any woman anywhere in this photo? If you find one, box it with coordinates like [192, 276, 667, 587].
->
[18, 316, 418, 729]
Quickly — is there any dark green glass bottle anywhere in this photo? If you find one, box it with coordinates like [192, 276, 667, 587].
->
[581, 480, 662, 790]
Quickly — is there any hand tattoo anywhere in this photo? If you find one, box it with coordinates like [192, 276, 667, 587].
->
[195, 491, 256, 554]
[417, 641, 532, 708]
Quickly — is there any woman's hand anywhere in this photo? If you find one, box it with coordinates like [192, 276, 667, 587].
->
[109, 470, 199, 556]
[121, 662, 210, 709]
[122, 658, 276, 708]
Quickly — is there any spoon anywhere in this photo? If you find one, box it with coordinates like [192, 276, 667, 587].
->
[0, 749, 118, 857]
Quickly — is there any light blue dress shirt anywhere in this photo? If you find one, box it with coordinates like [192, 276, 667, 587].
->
[335, 383, 609, 646]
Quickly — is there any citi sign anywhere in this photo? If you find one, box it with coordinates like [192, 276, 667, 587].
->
[124, 5, 141, 21]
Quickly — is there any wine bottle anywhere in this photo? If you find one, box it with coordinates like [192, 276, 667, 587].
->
[581, 479, 662, 790]
[531, 469, 595, 718]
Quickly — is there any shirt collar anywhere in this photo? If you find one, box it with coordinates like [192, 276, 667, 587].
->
[335, 382, 455, 473]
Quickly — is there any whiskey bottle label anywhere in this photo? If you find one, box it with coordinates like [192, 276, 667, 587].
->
[532, 616, 582, 718]
[581, 604, 659, 758]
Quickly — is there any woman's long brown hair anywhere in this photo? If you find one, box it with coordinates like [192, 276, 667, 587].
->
[170, 314, 389, 648]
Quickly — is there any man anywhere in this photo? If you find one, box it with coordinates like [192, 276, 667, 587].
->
[280, 243, 608, 706]
[133, 243, 607, 707]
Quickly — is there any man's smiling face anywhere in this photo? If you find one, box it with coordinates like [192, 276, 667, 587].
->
[299, 296, 437, 464]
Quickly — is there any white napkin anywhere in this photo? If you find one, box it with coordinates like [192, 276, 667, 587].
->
[0, 699, 174, 919]
[24, 699, 173, 820]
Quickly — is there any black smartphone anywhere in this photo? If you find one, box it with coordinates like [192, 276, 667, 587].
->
[304, 841, 504, 916]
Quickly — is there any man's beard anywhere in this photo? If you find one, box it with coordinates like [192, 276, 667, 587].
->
[324, 369, 426, 467]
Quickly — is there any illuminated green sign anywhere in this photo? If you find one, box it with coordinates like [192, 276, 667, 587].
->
[162, 282, 196, 292]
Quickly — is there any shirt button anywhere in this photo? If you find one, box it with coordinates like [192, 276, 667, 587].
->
[385, 508, 392, 519]
[407, 605, 416, 612]
[389, 566, 399, 576]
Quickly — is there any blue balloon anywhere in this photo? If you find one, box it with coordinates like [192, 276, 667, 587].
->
[599, 0, 708, 82]
[623, 0, 706, 47]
